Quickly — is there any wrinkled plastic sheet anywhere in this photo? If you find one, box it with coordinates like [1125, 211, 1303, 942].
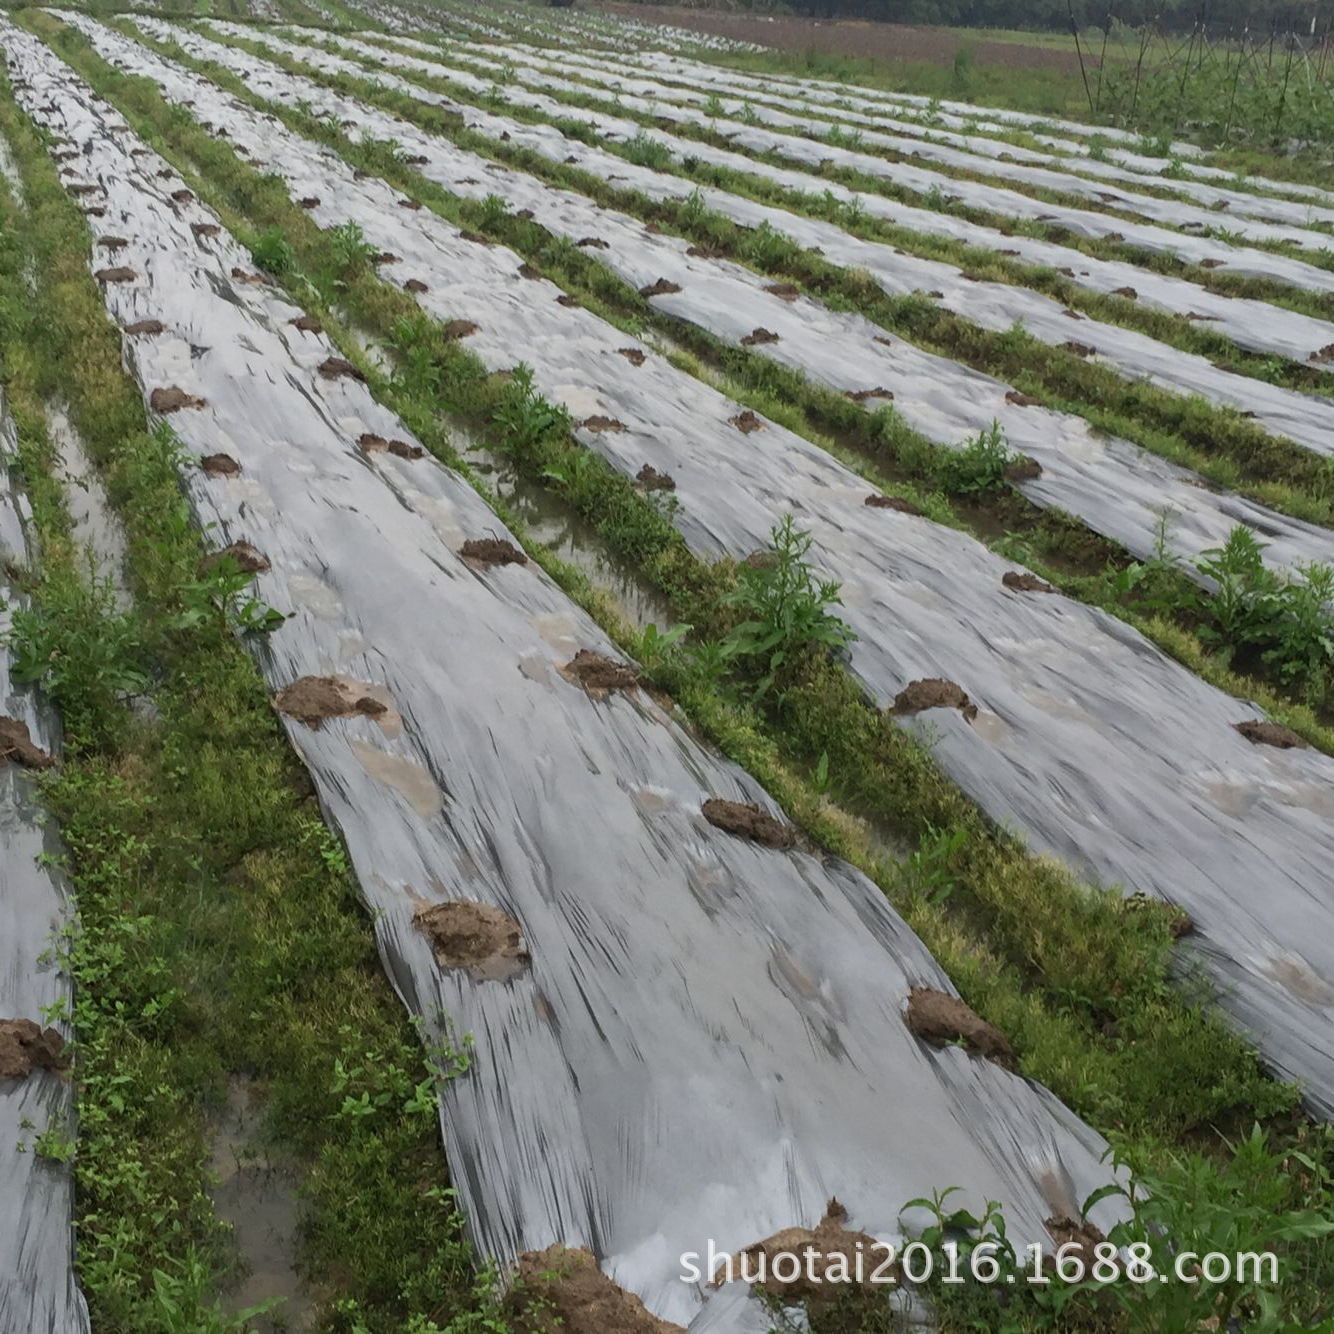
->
[41, 18, 1334, 1121]
[3, 23, 1140, 1327]
[255, 19, 1334, 274]
[104, 17, 1334, 579]
[513, 33, 1334, 212]
[261, 24, 1334, 450]
[221, 20, 1334, 365]
[0, 393, 88, 1334]
[410, 30, 1334, 235]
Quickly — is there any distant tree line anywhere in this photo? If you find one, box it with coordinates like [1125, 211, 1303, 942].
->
[658, 0, 1328, 36]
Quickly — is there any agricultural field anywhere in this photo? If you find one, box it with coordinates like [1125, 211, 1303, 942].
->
[2, 1, 1334, 1332]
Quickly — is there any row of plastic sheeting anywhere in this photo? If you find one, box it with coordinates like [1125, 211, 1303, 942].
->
[241, 20, 1334, 371]
[73, 17, 1334, 1121]
[294, 26, 1334, 432]
[3, 19, 1136, 1329]
[426, 30, 1334, 236]
[0, 389, 88, 1332]
[109, 17, 1334, 581]
[215, 22, 1334, 453]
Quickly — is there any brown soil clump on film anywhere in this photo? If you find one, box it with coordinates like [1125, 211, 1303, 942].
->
[1005, 390, 1042, 407]
[639, 278, 682, 298]
[636, 464, 675, 492]
[200, 453, 241, 478]
[729, 410, 763, 433]
[95, 266, 137, 284]
[892, 678, 978, 722]
[0, 717, 54, 770]
[1002, 570, 1056, 594]
[741, 327, 780, 346]
[562, 649, 641, 694]
[97, 235, 129, 250]
[905, 987, 1015, 1068]
[764, 282, 801, 301]
[702, 797, 795, 849]
[864, 494, 921, 514]
[461, 537, 527, 568]
[273, 676, 389, 730]
[150, 386, 205, 413]
[507, 1246, 683, 1334]
[290, 314, 323, 333]
[203, 540, 270, 575]
[616, 347, 646, 366]
[318, 356, 366, 382]
[359, 433, 424, 459]
[124, 318, 165, 336]
[0, 1019, 69, 1080]
[1234, 719, 1306, 749]
[413, 900, 530, 981]
[581, 416, 627, 433]
[711, 1198, 889, 1303]
[444, 319, 479, 339]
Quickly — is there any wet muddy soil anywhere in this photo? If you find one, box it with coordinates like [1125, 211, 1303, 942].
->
[208, 1079, 313, 1333]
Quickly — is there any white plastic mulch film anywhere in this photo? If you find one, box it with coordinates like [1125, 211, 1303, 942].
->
[225, 23, 1334, 379]
[57, 8, 1334, 1113]
[0, 19, 1145, 1330]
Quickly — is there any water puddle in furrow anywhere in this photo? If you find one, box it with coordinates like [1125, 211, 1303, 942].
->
[457, 429, 677, 633]
[48, 403, 132, 609]
[208, 1078, 315, 1332]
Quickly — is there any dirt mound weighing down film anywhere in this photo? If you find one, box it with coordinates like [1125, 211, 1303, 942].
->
[561, 649, 641, 694]
[0, 1019, 69, 1080]
[864, 494, 921, 514]
[702, 797, 796, 849]
[891, 678, 978, 722]
[413, 900, 531, 982]
[461, 537, 527, 568]
[711, 1198, 889, 1303]
[636, 463, 675, 492]
[1234, 719, 1307, 749]
[200, 453, 241, 478]
[150, 385, 205, 413]
[508, 1246, 683, 1333]
[0, 716, 54, 770]
[202, 540, 270, 575]
[1003, 570, 1057, 594]
[273, 675, 393, 730]
[905, 987, 1015, 1068]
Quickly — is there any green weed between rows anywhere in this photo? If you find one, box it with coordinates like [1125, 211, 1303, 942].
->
[23, 14, 1334, 1328]
[134, 23, 1334, 729]
[0, 59, 512, 1334]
